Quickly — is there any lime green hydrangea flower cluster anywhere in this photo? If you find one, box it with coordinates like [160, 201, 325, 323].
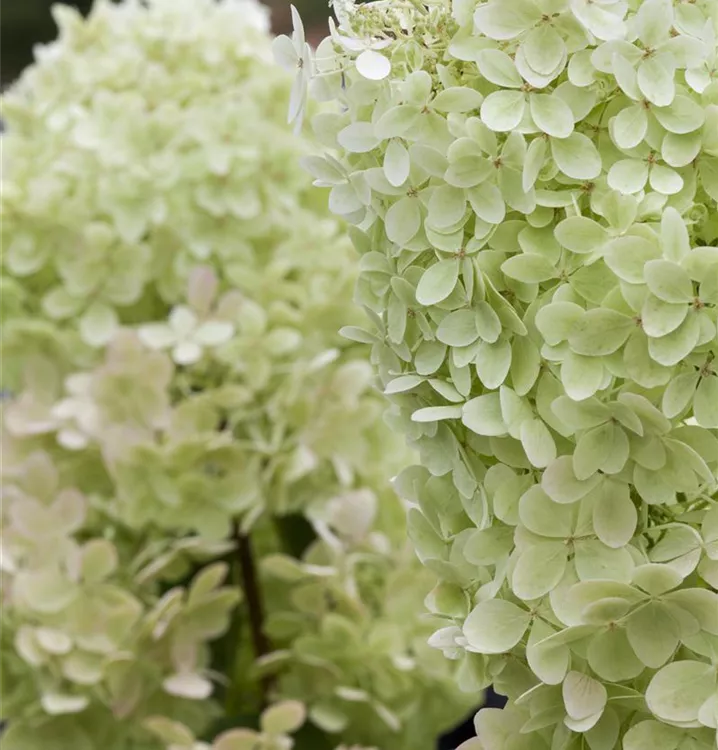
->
[1, 0, 273, 354]
[1, 446, 239, 749]
[278, 0, 718, 747]
[1, 0, 472, 748]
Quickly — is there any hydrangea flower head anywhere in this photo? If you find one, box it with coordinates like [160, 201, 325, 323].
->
[276, 0, 718, 747]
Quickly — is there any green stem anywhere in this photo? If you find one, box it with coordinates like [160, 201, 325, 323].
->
[233, 521, 271, 706]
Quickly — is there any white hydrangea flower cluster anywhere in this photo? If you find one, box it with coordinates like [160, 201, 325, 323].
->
[1, 1, 473, 748]
[277, 0, 718, 747]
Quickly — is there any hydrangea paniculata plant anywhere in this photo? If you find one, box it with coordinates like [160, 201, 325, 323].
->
[1, 0, 472, 748]
[276, 0, 718, 747]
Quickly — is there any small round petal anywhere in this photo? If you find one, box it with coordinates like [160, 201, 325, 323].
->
[356, 49, 391, 80]
[138, 323, 176, 350]
[272, 34, 298, 70]
[530, 93, 574, 138]
[169, 305, 199, 337]
[480, 90, 526, 132]
[260, 700, 307, 734]
[41, 693, 90, 715]
[172, 340, 203, 365]
[608, 159, 649, 194]
[194, 320, 234, 346]
[162, 672, 213, 700]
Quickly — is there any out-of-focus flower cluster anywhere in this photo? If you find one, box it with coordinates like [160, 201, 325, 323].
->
[144, 490, 474, 750]
[0, 0, 473, 748]
[1, 0, 401, 537]
[258, 490, 473, 750]
[1, 444, 240, 748]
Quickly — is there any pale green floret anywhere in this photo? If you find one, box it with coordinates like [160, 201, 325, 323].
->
[279, 0, 718, 746]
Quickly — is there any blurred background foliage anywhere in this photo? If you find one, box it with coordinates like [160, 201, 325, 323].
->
[1, 0, 331, 85]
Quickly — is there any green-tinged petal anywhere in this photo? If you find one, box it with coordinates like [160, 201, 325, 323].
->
[641, 295, 688, 338]
[416, 259, 460, 306]
[337, 122, 380, 153]
[501, 254, 557, 283]
[260, 700, 307, 735]
[385, 196, 422, 245]
[592, 480, 637, 548]
[523, 26, 567, 76]
[375, 104, 422, 139]
[648, 164, 683, 195]
[523, 137, 547, 192]
[412, 405, 464, 422]
[463, 599, 531, 653]
[384, 139, 411, 187]
[432, 87, 483, 113]
[519, 485, 576, 538]
[437, 309, 481, 347]
[480, 90, 527, 132]
[573, 423, 614, 479]
[588, 628, 645, 683]
[626, 602, 679, 668]
[473, 0, 540, 40]
[475, 49, 523, 88]
[550, 132, 602, 180]
[608, 158, 649, 194]
[561, 351, 605, 400]
[542, 456, 602, 504]
[530, 93, 574, 139]
[661, 206, 691, 262]
[428, 185, 467, 229]
[520, 418, 556, 469]
[637, 54, 676, 107]
[467, 182, 506, 224]
[555, 217, 609, 254]
[647, 312, 700, 366]
[475, 338, 512, 389]
[653, 95, 706, 134]
[695, 375, 718, 428]
[562, 671, 607, 721]
[79, 302, 118, 347]
[604, 235, 661, 283]
[568, 308, 634, 356]
[662, 371, 699, 417]
[462, 393, 507, 436]
[536, 302, 584, 346]
[611, 104, 648, 150]
[512, 542, 568, 600]
[622, 721, 682, 750]
[646, 660, 716, 723]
